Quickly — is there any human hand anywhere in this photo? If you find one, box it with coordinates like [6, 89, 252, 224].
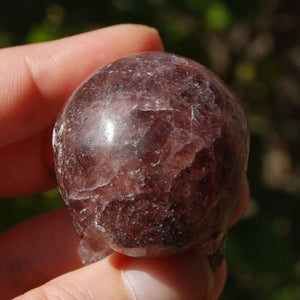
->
[0, 24, 250, 300]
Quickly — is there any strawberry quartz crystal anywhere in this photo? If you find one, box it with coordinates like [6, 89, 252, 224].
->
[53, 52, 249, 270]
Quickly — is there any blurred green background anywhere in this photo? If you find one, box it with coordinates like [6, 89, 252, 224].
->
[0, 0, 299, 299]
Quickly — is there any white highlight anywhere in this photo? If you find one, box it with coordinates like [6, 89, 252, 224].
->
[104, 120, 115, 143]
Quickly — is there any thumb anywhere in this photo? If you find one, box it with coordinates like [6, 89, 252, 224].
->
[15, 251, 213, 300]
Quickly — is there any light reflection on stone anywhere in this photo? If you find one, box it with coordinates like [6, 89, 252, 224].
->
[53, 52, 249, 271]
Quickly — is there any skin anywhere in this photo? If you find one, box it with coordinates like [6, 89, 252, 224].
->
[0, 24, 250, 300]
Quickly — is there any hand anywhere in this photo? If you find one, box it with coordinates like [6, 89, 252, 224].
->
[0, 24, 249, 300]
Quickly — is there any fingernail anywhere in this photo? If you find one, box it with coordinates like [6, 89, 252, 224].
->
[122, 253, 214, 300]
[122, 268, 180, 300]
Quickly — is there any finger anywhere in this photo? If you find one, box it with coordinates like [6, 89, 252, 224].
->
[228, 178, 250, 228]
[15, 252, 213, 300]
[0, 208, 82, 299]
[0, 24, 164, 148]
[211, 260, 227, 300]
[0, 24, 164, 197]
[0, 127, 56, 197]
[206, 179, 250, 298]
[206, 179, 249, 274]
[120, 251, 213, 300]
[1, 208, 215, 300]
[14, 254, 133, 300]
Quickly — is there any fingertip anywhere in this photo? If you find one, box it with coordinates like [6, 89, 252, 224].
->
[229, 178, 250, 228]
[110, 24, 164, 52]
[211, 260, 227, 300]
[121, 251, 214, 300]
[21, 23, 165, 121]
[0, 23, 164, 149]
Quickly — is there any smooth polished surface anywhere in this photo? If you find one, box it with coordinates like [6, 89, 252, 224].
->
[53, 52, 249, 268]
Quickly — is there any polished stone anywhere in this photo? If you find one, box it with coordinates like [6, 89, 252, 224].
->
[53, 52, 249, 269]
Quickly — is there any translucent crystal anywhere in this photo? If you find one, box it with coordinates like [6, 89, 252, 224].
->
[53, 52, 249, 270]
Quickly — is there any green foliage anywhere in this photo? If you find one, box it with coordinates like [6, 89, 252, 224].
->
[0, 0, 299, 298]
[204, 1, 232, 30]
[0, 189, 63, 232]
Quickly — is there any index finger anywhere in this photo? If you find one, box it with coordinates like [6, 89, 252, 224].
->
[0, 24, 164, 148]
[0, 24, 164, 197]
